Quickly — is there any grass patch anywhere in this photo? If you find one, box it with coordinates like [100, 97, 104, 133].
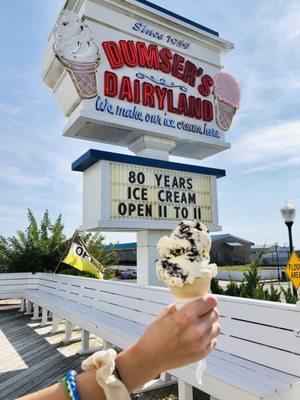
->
[218, 265, 280, 271]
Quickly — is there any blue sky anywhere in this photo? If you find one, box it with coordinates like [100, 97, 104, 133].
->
[1, 0, 300, 247]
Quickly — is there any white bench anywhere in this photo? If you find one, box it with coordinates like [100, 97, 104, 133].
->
[0, 272, 299, 400]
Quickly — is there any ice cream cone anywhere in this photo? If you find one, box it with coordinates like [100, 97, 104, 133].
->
[215, 99, 236, 131]
[155, 221, 216, 385]
[57, 56, 100, 99]
[171, 276, 212, 299]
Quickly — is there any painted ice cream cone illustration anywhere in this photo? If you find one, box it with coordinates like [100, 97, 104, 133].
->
[156, 220, 217, 384]
[53, 10, 100, 99]
[213, 72, 241, 131]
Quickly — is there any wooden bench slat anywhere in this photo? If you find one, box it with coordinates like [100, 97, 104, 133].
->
[218, 335, 300, 377]
[38, 273, 172, 303]
[211, 350, 300, 384]
[218, 297, 299, 330]
[221, 317, 299, 354]
[208, 351, 294, 391]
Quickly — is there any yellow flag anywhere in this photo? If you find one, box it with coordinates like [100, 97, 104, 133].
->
[62, 233, 104, 279]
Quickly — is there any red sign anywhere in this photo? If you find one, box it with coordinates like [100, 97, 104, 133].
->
[102, 40, 214, 122]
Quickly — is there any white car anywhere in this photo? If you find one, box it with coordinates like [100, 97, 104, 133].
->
[119, 268, 137, 279]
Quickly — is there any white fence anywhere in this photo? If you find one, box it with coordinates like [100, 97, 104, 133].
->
[0, 273, 299, 400]
[216, 268, 283, 281]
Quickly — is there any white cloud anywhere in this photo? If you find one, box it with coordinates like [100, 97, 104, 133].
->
[0, 166, 51, 187]
[231, 120, 300, 166]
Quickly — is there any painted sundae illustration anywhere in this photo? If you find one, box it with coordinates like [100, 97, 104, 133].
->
[213, 72, 240, 131]
[156, 220, 217, 383]
[53, 10, 100, 99]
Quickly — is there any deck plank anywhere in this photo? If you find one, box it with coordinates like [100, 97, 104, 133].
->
[0, 306, 100, 400]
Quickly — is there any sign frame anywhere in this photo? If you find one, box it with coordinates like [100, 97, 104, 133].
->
[73, 149, 225, 232]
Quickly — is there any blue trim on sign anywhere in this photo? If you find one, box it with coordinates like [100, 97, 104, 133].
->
[134, 0, 219, 37]
[72, 149, 226, 178]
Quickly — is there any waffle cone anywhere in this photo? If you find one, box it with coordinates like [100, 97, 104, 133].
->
[171, 276, 212, 298]
[215, 99, 236, 131]
[56, 56, 100, 99]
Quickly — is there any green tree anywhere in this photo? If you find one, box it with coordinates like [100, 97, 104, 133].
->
[0, 210, 119, 280]
[243, 251, 263, 297]
[0, 209, 68, 273]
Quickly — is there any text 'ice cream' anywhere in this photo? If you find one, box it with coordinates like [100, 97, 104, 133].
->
[53, 10, 100, 99]
[156, 221, 217, 297]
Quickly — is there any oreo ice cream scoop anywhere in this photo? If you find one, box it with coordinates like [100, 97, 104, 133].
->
[156, 221, 217, 289]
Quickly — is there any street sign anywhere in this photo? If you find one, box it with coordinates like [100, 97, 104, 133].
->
[285, 251, 300, 290]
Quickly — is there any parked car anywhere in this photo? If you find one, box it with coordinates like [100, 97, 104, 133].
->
[114, 269, 124, 278]
[261, 247, 290, 266]
[119, 268, 137, 279]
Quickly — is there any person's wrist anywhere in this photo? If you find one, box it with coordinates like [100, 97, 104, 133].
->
[116, 341, 162, 392]
[133, 339, 164, 376]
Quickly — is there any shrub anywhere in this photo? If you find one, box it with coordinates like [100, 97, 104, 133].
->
[280, 283, 298, 304]
[225, 277, 241, 297]
[252, 284, 269, 300]
[211, 277, 224, 295]
[268, 283, 281, 302]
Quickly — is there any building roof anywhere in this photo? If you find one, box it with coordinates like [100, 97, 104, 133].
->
[211, 234, 229, 241]
[104, 242, 137, 251]
[211, 234, 254, 245]
[105, 234, 254, 251]
[251, 244, 276, 250]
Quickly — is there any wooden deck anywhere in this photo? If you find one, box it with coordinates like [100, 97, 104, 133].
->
[0, 301, 179, 400]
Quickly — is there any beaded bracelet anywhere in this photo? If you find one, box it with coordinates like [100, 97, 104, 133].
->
[62, 370, 80, 400]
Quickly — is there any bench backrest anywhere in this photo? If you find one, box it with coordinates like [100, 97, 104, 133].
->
[0, 272, 39, 295]
[0, 272, 299, 376]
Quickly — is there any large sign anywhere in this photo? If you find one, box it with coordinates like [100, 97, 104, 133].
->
[42, 0, 239, 160]
[73, 149, 225, 231]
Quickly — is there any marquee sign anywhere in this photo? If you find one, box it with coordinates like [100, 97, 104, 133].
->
[73, 149, 225, 231]
[43, 0, 239, 160]
[110, 162, 212, 222]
